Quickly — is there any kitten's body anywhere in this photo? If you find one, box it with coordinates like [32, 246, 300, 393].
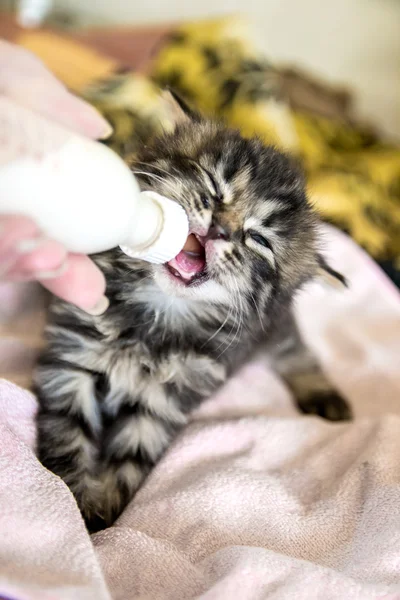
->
[35, 96, 350, 530]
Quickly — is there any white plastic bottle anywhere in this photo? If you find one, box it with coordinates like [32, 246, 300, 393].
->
[0, 97, 189, 263]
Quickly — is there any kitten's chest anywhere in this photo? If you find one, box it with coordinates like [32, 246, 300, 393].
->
[98, 292, 254, 409]
[101, 340, 226, 416]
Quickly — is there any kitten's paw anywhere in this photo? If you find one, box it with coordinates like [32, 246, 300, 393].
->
[73, 465, 145, 532]
[76, 488, 124, 533]
[75, 484, 127, 533]
[72, 485, 117, 533]
[84, 513, 108, 533]
[297, 391, 352, 422]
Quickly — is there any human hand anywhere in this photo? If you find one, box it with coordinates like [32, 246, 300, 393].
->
[0, 40, 111, 314]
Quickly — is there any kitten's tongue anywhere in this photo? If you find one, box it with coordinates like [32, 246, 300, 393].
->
[168, 234, 205, 281]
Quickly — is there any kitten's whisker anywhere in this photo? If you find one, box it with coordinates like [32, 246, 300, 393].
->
[229, 277, 244, 345]
[216, 274, 244, 358]
[131, 170, 177, 195]
[154, 297, 176, 330]
[124, 270, 154, 286]
[124, 272, 177, 328]
[213, 288, 236, 354]
[249, 291, 265, 333]
[202, 304, 233, 348]
[133, 161, 181, 180]
[230, 279, 244, 349]
[131, 165, 186, 200]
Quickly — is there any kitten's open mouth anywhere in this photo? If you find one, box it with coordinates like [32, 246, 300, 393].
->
[166, 234, 208, 286]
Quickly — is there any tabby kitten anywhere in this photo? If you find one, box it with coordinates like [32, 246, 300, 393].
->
[35, 92, 350, 531]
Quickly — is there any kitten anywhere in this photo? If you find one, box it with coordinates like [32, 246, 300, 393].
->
[34, 92, 350, 531]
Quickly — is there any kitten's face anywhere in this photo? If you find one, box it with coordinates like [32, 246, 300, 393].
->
[130, 114, 320, 312]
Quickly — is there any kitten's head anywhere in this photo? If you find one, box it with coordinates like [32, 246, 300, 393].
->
[128, 92, 343, 312]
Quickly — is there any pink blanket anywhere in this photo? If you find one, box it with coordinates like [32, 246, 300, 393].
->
[1, 225, 400, 600]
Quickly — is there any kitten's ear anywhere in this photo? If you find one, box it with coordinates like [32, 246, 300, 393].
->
[316, 254, 348, 290]
[161, 89, 201, 127]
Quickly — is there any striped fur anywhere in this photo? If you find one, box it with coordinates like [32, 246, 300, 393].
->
[35, 95, 350, 530]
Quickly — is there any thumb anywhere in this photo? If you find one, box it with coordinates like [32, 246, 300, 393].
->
[39, 254, 108, 316]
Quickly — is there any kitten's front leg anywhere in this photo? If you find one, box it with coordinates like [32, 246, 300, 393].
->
[88, 353, 228, 529]
[36, 363, 186, 531]
[96, 399, 186, 529]
[269, 313, 351, 421]
[35, 362, 111, 531]
[36, 343, 226, 530]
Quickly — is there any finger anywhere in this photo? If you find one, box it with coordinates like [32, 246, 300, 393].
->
[25, 89, 113, 140]
[5, 239, 67, 280]
[0, 217, 108, 314]
[38, 254, 108, 315]
[0, 215, 40, 275]
[0, 40, 112, 140]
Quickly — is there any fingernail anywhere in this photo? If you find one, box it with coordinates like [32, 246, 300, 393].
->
[84, 295, 109, 316]
[15, 237, 45, 253]
[98, 122, 113, 140]
[58, 92, 113, 141]
[84, 104, 113, 139]
[36, 260, 68, 280]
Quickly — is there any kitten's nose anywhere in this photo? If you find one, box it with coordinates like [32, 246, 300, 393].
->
[207, 222, 229, 241]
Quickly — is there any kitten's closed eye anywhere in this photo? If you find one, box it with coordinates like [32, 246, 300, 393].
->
[248, 231, 273, 252]
[200, 194, 211, 209]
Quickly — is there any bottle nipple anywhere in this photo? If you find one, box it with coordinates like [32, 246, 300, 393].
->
[120, 191, 189, 264]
